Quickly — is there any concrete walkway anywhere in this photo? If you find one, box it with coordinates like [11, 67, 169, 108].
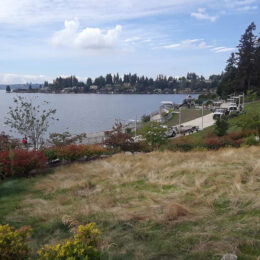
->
[181, 113, 215, 130]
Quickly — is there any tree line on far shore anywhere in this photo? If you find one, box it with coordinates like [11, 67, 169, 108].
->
[40, 72, 220, 94]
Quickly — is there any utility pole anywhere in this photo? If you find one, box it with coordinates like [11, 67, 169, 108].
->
[135, 115, 137, 137]
[179, 107, 182, 132]
[202, 103, 204, 130]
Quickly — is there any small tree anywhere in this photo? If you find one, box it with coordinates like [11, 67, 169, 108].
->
[214, 118, 229, 136]
[104, 122, 132, 150]
[6, 85, 11, 92]
[139, 121, 167, 147]
[48, 132, 87, 147]
[141, 114, 150, 123]
[5, 96, 58, 150]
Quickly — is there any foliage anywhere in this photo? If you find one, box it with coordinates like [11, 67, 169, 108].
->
[242, 135, 259, 146]
[217, 22, 260, 97]
[0, 224, 32, 260]
[235, 112, 260, 134]
[5, 96, 58, 150]
[141, 114, 151, 123]
[104, 122, 148, 152]
[203, 136, 225, 150]
[139, 122, 168, 147]
[5, 85, 11, 92]
[0, 132, 21, 151]
[167, 136, 195, 152]
[0, 149, 47, 177]
[214, 118, 229, 136]
[48, 132, 87, 147]
[38, 223, 101, 260]
[45, 144, 107, 162]
[43, 71, 220, 94]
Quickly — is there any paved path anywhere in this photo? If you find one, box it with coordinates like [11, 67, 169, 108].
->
[181, 113, 215, 130]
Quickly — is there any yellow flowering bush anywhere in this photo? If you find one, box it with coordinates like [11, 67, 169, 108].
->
[38, 223, 101, 260]
[0, 224, 32, 260]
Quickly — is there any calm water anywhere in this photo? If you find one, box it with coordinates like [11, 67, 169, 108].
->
[0, 91, 198, 135]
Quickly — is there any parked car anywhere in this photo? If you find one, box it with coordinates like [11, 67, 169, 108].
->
[213, 111, 224, 120]
[165, 126, 178, 138]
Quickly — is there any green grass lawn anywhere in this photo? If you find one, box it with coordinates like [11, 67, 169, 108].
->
[166, 108, 211, 126]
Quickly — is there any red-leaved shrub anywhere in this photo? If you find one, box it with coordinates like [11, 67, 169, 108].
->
[203, 136, 225, 150]
[45, 144, 108, 162]
[0, 150, 47, 177]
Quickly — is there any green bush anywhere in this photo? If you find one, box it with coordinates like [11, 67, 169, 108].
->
[139, 122, 168, 148]
[0, 224, 32, 260]
[214, 119, 229, 136]
[242, 135, 259, 146]
[38, 223, 101, 260]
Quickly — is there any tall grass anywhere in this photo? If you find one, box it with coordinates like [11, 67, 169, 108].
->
[1, 147, 260, 259]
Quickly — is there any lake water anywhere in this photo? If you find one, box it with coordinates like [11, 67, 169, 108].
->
[0, 91, 198, 136]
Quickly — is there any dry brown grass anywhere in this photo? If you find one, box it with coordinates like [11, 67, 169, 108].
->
[3, 146, 260, 258]
[11, 146, 259, 223]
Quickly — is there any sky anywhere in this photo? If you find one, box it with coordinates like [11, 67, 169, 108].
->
[0, 0, 259, 84]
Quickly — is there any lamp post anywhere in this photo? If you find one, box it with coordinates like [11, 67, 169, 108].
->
[201, 102, 206, 130]
[178, 107, 182, 132]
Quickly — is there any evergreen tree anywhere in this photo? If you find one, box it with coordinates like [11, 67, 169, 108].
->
[6, 85, 11, 92]
[236, 22, 257, 94]
[217, 53, 238, 97]
[254, 34, 260, 94]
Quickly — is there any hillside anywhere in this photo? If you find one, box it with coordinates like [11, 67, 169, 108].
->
[0, 147, 259, 259]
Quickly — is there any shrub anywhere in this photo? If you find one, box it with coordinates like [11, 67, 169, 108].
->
[0, 133, 21, 151]
[167, 137, 195, 152]
[204, 136, 224, 150]
[139, 122, 168, 148]
[242, 135, 259, 146]
[0, 150, 47, 177]
[141, 114, 150, 123]
[104, 122, 149, 152]
[0, 224, 32, 260]
[226, 130, 257, 141]
[56, 144, 87, 161]
[236, 112, 260, 134]
[214, 118, 229, 136]
[38, 223, 101, 260]
[44, 148, 58, 161]
[104, 122, 133, 150]
[45, 144, 108, 162]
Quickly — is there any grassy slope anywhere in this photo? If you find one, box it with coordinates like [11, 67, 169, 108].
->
[1, 148, 260, 259]
[187, 101, 260, 144]
[166, 108, 211, 126]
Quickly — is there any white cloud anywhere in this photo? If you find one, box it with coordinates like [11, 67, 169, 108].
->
[163, 38, 213, 50]
[0, 0, 208, 25]
[236, 5, 258, 11]
[0, 73, 52, 84]
[51, 19, 122, 50]
[125, 37, 141, 43]
[163, 38, 234, 54]
[191, 8, 218, 22]
[211, 47, 236, 53]
[224, 0, 258, 11]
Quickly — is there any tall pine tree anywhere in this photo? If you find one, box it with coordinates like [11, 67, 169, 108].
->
[236, 22, 257, 94]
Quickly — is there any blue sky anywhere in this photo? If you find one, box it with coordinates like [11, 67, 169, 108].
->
[0, 0, 259, 84]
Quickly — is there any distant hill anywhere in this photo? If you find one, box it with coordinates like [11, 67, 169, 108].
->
[0, 84, 41, 90]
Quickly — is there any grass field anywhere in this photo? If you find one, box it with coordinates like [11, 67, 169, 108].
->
[187, 101, 260, 144]
[166, 108, 211, 126]
[1, 147, 260, 259]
